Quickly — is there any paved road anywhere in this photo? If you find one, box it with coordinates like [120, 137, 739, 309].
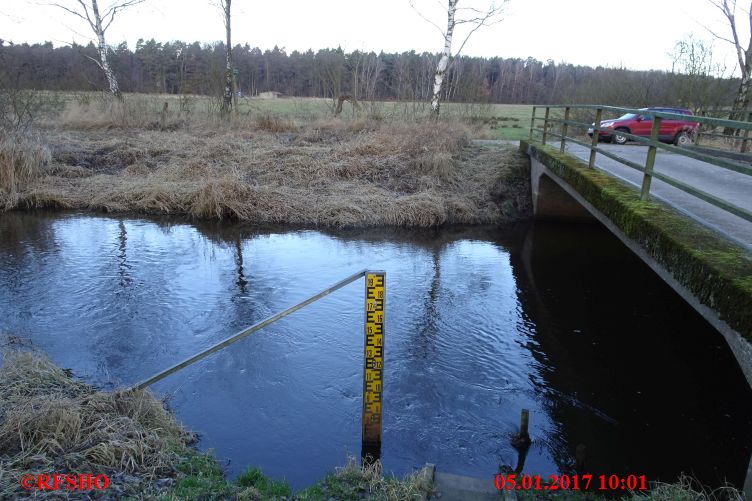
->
[561, 143, 752, 250]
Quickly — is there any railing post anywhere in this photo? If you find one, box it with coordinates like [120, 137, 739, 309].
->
[640, 117, 662, 201]
[529, 106, 536, 141]
[362, 271, 385, 460]
[542, 107, 550, 145]
[560, 106, 570, 153]
[588, 107, 602, 169]
[741, 111, 752, 153]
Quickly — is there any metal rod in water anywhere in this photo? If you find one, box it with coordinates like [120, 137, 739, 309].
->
[133, 269, 368, 390]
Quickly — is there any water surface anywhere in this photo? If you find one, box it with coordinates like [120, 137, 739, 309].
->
[1, 211, 749, 489]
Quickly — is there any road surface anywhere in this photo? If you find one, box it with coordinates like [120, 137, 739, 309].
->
[561, 143, 752, 250]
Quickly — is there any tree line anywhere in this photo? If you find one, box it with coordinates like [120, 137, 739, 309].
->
[0, 39, 739, 110]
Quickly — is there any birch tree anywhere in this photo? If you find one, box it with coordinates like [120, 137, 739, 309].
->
[705, 0, 752, 125]
[52, 0, 145, 99]
[411, 0, 507, 116]
[214, 0, 234, 116]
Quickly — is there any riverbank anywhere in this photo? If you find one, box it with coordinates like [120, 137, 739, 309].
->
[0, 345, 429, 500]
[1, 345, 745, 500]
[0, 100, 531, 227]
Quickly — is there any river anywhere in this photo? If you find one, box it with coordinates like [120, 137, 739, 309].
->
[1, 211, 750, 490]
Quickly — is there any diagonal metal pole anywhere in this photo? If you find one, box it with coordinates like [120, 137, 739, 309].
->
[132, 269, 368, 390]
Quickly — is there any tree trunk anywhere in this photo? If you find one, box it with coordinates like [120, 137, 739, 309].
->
[725, 74, 752, 135]
[91, 0, 121, 99]
[431, 0, 457, 117]
[221, 0, 233, 117]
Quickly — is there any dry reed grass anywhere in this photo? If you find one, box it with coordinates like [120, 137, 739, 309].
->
[325, 456, 427, 500]
[0, 347, 192, 499]
[0, 132, 51, 210]
[629, 474, 744, 501]
[8, 101, 531, 227]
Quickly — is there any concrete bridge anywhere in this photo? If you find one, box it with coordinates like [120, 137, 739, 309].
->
[524, 140, 752, 386]
[521, 115, 752, 495]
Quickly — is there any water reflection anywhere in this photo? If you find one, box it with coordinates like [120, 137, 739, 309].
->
[512, 221, 752, 487]
[0, 211, 749, 490]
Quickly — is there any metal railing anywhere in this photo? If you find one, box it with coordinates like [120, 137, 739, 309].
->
[696, 108, 752, 151]
[528, 105, 752, 224]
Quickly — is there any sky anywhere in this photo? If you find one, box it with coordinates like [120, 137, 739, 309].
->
[0, 0, 747, 74]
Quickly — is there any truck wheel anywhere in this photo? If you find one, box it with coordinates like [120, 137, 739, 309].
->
[613, 128, 629, 145]
[674, 131, 691, 147]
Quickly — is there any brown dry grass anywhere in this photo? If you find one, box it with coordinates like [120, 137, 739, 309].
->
[6, 101, 531, 227]
[0, 346, 192, 499]
[0, 132, 51, 210]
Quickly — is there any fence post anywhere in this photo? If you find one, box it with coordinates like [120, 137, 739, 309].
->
[362, 271, 386, 459]
[529, 106, 536, 141]
[696, 110, 706, 147]
[588, 108, 602, 169]
[560, 107, 570, 153]
[542, 107, 550, 145]
[741, 111, 752, 153]
[640, 117, 662, 201]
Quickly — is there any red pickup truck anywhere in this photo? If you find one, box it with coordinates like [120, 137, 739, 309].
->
[587, 107, 699, 146]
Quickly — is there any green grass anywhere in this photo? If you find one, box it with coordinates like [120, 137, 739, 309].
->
[236, 468, 293, 499]
[154, 450, 426, 501]
[296, 459, 426, 501]
[44, 90, 535, 140]
[225, 97, 534, 140]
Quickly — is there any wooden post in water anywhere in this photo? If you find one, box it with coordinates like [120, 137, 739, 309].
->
[362, 271, 385, 461]
[575, 443, 587, 473]
[519, 409, 530, 440]
[513, 410, 531, 473]
[512, 408, 532, 451]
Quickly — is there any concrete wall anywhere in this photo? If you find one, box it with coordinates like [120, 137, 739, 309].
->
[530, 158, 594, 222]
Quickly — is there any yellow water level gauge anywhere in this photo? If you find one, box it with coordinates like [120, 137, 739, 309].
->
[362, 271, 385, 448]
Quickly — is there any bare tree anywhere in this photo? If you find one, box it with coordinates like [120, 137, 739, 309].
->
[704, 0, 752, 123]
[52, 0, 144, 98]
[670, 34, 730, 112]
[411, 0, 507, 116]
[214, 0, 234, 116]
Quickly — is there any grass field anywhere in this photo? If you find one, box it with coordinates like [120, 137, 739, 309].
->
[43, 92, 535, 140]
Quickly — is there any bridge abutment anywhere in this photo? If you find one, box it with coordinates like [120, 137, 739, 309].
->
[531, 158, 595, 221]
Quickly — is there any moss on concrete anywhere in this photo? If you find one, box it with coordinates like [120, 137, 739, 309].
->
[520, 140, 752, 341]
